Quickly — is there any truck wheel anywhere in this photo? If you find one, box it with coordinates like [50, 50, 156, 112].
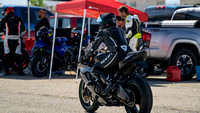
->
[171, 49, 197, 81]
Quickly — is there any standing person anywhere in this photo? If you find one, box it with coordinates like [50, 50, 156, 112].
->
[116, 16, 126, 31]
[118, 6, 143, 51]
[34, 9, 50, 39]
[0, 7, 26, 75]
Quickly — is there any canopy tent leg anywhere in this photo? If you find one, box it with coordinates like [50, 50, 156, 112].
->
[75, 9, 87, 83]
[27, 0, 30, 39]
[49, 12, 58, 80]
[88, 18, 91, 43]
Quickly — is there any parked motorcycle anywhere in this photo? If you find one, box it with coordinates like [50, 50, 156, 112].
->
[31, 31, 91, 77]
[78, 50, 153, 113]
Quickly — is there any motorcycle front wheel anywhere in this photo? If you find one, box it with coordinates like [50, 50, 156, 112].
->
[125, 76, 153, 113]
[79, 79, 99, 112]
[31, 53, 49, 77]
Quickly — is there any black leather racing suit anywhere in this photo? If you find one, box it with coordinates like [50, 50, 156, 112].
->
[85, 27, 132, 77]
[0, 15, 26, 73]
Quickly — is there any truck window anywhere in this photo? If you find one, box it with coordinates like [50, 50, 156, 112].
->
[31, 8, 40, 24]
[62, 18, 71, 28]
[173, 12, 186, 20]
[76, 18, 88, 30]
[49, 18, 71, 29]
[20, 8, 28, 24]
[186, 11, 200, 20]
[145, 8, 176, 21]
[49, 18, 55, 28]
[20, 8, 38, 24]
[50, 18, 59, 28]
[91, 19, 98, 25]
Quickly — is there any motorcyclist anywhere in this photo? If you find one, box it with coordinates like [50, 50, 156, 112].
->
[0, 7, 26, 75]
[83, 13, 132, 95]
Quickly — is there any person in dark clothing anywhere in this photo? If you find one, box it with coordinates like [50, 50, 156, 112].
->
[84, 13, 132, 95]
[34, 9, 50, 39]
[0, 7, 26, 75]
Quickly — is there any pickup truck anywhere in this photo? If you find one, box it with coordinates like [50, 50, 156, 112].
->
[142, 20, 200, 80]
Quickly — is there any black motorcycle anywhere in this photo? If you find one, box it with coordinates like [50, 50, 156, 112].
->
[78, 51, 153, 113]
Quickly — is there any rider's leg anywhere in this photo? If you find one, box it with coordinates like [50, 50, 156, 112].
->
[94, 52, 122, 95]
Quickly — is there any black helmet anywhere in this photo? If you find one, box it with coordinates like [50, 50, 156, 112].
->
[37, 26, 49, 40]
[97, 13, 116, 29]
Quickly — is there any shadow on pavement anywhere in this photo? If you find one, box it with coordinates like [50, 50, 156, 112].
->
[0, 71, 199, 86]
[85, 111, 97, 113]
[0, 72, 80, 80]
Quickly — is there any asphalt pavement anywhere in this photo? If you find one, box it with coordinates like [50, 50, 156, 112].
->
[0, 71, 200, 113]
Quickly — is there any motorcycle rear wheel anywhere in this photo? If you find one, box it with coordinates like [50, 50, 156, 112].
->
[79, 79, 99, 112]
[125, 76, 153, 113]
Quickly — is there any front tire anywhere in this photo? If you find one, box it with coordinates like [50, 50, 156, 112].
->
[79, 79, 99, 112]
[31, 53, 49, 77]
[171, 49, 197, 81]
[125, 76, 153, 113]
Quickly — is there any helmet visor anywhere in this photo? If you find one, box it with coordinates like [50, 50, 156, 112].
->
[97, 14, 102, 23]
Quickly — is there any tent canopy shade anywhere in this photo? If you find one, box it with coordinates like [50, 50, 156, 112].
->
[56, 0, 148, 22]
[49, 0, 148, 80]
